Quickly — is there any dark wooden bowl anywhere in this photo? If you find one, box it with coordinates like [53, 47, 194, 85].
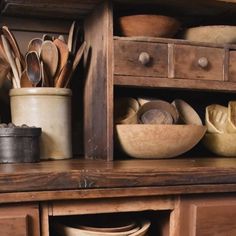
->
[118, 14, 180, 38]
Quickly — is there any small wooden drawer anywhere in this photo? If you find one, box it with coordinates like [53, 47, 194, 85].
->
[229, 50, 236, 82]
[114, 40, 168, 77]
[173, 44, 224, 81]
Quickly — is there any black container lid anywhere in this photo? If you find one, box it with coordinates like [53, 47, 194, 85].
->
[0, 127, 42, 137]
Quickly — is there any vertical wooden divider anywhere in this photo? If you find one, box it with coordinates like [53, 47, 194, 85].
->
[84, 0, 114, 160]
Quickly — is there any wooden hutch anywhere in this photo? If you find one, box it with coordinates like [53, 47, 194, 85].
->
[0, 0, 236, 235]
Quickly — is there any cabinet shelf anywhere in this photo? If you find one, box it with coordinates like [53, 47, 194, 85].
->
[114, 75, 236, 92]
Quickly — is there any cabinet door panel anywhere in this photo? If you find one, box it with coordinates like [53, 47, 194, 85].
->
[0, 216, 28, 236]
[179, 195, 236, 236]
[0, 203, 40, 236]
[193, 203, 236, 236]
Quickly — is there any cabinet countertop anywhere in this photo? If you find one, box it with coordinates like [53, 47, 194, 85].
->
[0, 158, 236, 203]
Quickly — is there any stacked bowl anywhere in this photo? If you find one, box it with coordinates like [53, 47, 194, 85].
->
[115, 98, 206, 159]
[53, 218, 151, 236]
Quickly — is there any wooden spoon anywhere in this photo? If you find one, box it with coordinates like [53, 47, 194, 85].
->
[2, 26, 25, 68]
[42, 34, 54, 41]
[26, 51, 41, 87]
[40, 61, 50, 87]
[1, 35, 20, 88]
[40, 40, 58, 86]
[67, 21, 75, 53]
[53, 38, 69, 83]
[63, 41, 87, 88]
[20, 70, 33, 87]
[28, 38, 43, 54]
[55, 60, 72, 88]
[58, 35, 65, 43]
[0, 37, 8, 63]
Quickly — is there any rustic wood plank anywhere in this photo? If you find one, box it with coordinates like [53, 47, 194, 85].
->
[51, 196, 175, 216]
[1, 0, 102, 19]
[84, 1, 114, 160]
[0, 159, 235, 193]
[1, 184, 236, 204]
[114, 75, 236, 92]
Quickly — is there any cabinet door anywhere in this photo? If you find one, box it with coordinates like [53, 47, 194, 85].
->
[178, 194, 236, 236]
[0, 203, 40, 236]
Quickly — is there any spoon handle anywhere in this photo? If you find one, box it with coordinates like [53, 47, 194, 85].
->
[1, 35, 20, 88]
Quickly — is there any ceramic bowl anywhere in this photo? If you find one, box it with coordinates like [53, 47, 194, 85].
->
[137, 100, 179, 124]
[118, 14, 180, 37]
[182, 25, 236, 44]
[203, 133, 236, 156]
[172, 99, 202, 125]
[115, 124, 207, 158]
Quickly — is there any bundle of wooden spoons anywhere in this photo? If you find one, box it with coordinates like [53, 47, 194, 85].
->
[0, 21, 86, 88]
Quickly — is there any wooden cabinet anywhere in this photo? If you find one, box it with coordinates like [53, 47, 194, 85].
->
[1, 1, 236, 236]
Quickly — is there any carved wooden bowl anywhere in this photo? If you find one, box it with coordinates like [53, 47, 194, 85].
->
[183, 25, 236, 44]
[118, 14, 180, 37]
[203, 133, 236, 156]
[116, 124, 207, 159]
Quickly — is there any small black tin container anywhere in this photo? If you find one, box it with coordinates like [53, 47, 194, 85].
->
[0, 127, 42, 163]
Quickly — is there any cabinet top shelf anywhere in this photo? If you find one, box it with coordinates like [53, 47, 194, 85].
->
[2, 0, 236, 19]
[0, 158, 236, 198]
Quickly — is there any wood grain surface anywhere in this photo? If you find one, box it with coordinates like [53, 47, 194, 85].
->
[0, 158, 235, 194]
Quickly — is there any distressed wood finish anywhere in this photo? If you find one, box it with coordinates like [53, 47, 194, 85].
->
[0, 203, 40, 236]
[1, 0, 103, 19]
[114, 75, 236, 91]
[0, 159, 235, 193]
[229, 50, 236, 82]
[178, 194, 236, 236]
[84, 1, 113, 160]
[114, 40, 168, 77]
[173, 44, 224, 81]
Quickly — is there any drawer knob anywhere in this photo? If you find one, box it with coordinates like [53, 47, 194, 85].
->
[198, 57, 209, 68]
[138, 52, 150, 65]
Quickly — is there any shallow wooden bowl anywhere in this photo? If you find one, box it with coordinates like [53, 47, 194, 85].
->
[203, 133, 236, 156]
[114, 97, 139, 124]
[116, 124, 207, 159]
[172, 99, 202, 125]
[118, 14, 180, 37]
[137, 100, 179, 124]
[183, 25, 236, 44]
[54, 222, 140, 236]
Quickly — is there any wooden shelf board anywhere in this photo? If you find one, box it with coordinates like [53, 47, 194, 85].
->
[0, 158, 236, 194]
[114, 76, 236, 92]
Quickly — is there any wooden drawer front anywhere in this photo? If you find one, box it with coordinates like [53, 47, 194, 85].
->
[0, 204, 40, 236]
[179, 195, 236, 236]
[114, 40, 168, 77]
[173, 45, 224, 81]
[229, 50, 236, 82]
